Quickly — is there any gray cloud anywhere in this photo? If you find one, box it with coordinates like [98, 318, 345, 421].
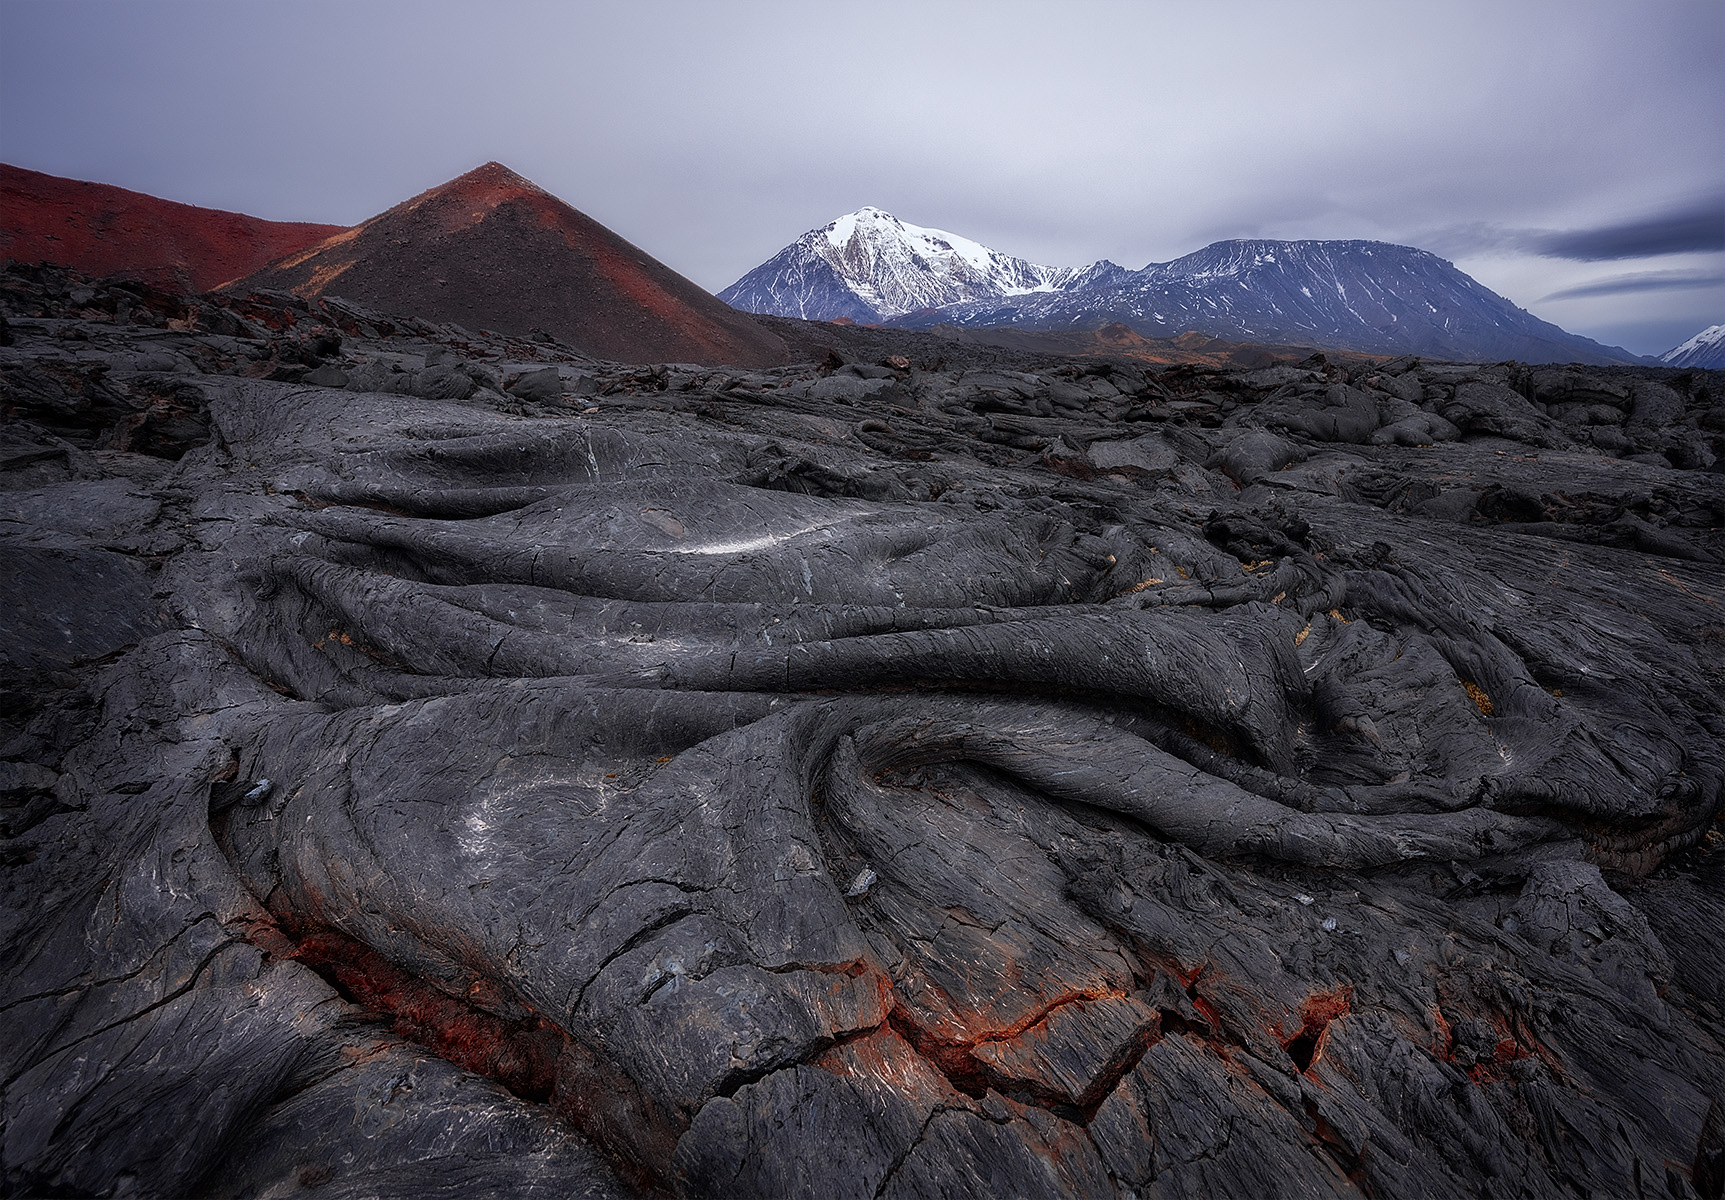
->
[1530, 201, 1725, 261]
[1539, 269, 1725, 302]
[1425, 199, 1725, 263]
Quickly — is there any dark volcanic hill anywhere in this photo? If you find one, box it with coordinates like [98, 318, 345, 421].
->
[901, 239, 1646, 366]
[0, 163, 345, 293]
[234, 162, 789, 367]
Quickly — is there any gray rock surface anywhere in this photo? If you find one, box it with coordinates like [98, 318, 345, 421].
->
[3, 262, 1723, 1199]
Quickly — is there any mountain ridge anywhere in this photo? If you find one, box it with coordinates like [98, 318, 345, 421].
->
[724, 211, 1648, 366]
[0, 162, 344, 293]
[899, 237, 1647, 366]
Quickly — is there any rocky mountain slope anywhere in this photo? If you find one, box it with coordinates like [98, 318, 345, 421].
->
[4, 260, 1724, 1198]
[910, 238, 1645, 366]
[0, 162, 344, 293]
[718, 206, 1115, 323]
[1664, 323, 1725, 369]
[725, 214, 1645, 366]
[232, 162, 790, 367]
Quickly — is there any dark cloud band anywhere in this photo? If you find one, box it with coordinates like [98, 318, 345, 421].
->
[1540, 268, 1724, 301]
[1533, 201, 1725, 261]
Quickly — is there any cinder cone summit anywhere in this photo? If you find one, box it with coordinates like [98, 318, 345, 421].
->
[234, 162, 787, 367]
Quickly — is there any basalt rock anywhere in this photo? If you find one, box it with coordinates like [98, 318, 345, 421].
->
[2, 262, 1723, 1199]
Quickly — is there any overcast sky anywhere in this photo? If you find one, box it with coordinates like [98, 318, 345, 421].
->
[3, 0, 1721, 355]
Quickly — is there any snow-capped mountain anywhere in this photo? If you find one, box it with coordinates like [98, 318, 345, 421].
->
[1660, 324, 1725, 369]
[899, 239, 1644, 365]
[723, 212, 1647, 365]
[718, 207, 1112, 323]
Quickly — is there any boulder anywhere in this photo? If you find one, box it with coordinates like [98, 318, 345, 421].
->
[506, 366, 563, 402]
[1369, 412, 1461, 447]
[1205, 430, 1306, 484]
[1259, 383, 1381, 443]
[1627, 380, 1686, 432]
[1441, 380, 1566, 447]
[1089, 435, 1181, 474]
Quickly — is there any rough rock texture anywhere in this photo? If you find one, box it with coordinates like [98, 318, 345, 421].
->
[229, 163, 791, 369]
[1, 163, 345, 294]
[3, 262, 1724, 1199]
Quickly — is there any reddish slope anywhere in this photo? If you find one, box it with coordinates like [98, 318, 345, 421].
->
[0, 164, 345, 294]
[233, 162, 788, 368]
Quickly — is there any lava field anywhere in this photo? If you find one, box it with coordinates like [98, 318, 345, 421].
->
[3, 263, 1723, 1199]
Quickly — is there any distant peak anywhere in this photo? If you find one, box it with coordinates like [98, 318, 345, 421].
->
[821, 207, 904, 243]
[1661, 322, 1725, 365]
[430, 161, 547, 199]
[720, 206, 1079, 323]
[462, 161, 533, 184]
[354, 161, 570, 244]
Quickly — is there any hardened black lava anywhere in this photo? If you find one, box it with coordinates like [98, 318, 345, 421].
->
[3, 262, 1723, 1199]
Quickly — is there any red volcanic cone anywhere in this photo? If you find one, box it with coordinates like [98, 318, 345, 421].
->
[232, 162, 788, 368]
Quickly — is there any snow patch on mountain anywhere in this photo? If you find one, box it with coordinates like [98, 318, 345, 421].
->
[720, 207, 1107, 323]
[1660, 323, 1725, 369]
